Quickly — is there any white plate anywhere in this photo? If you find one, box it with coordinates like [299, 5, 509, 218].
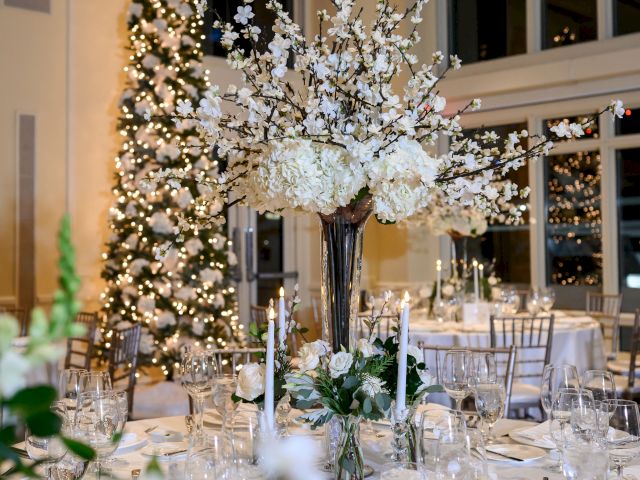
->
[485, 443, 547, 462]
[114, 432, 148, 455]
[141, 442, 188, 460]
[508, 426, 555, 449]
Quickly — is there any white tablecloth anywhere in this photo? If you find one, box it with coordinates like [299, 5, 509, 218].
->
[409, 312, 606, 381]
[85, 413, 640, 480]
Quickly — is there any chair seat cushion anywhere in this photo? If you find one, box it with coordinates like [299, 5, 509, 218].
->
[613, 375, 640, 395]
[132, 381, 190, 420]
[510, 382, 541, 405]
[607, 353, 640, 376]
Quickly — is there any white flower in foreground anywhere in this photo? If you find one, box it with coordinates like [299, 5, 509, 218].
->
[417, 368, 436, 392]
[550, 121, 571, 138]
[259, 434, 323, 480]
[297, 343, 321, 372]
[360, 374, 386, 397]
[0, 349, 31, 398]
[407, 344, 423, 363]
[236, 362, 266, 401]
[329, 351, 353, 379]
[176, 99, 193, 116]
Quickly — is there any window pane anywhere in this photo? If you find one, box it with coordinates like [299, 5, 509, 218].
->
[544, 113, 600, 141]
[546, 151, 602, 307]
[542, 0, 597, 50]
[616, 107, 640, 135]
[464, 122, 530, 283]
[205, 1, 294, 57]
[449, 0, 526, 65]
[256, 213, 284, 307]
[618, 148, 640, 311]
[614, 0, 640, 36]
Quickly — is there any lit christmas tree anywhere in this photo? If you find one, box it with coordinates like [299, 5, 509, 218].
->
[99, 0, 241, 377]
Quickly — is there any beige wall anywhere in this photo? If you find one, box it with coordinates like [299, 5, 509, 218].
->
[0, 0, 126, 309]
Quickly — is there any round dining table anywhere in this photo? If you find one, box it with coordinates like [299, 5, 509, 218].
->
[69, 409, 640, 480]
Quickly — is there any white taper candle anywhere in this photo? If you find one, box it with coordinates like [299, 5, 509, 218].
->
[436, 260, 442, 302]
[473, 259, 479, 304]
[396, 291, 410, 414]
[265, 309, 276, 430]
[278, 287, 286, 350]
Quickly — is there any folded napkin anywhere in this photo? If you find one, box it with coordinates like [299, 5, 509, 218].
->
[514, 421, 555, 449]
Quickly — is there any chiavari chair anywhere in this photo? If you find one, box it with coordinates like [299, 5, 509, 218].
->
[108, 324, 142, 415]
[250, 305, 269, 328]
[0, 307, 30, 336]
[64, 312, 98, 370]
[586, 292, 623, 361]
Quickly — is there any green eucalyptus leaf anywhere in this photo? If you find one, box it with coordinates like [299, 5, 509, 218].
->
[342, 375, 358, 390]
[8, 386, 57, 417]
[61, 437, 96, 461]
[363, 397, 372, 415]
[26, 410, 62, 437]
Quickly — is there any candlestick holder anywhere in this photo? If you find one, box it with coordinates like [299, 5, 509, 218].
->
[391, 408, 410, 462]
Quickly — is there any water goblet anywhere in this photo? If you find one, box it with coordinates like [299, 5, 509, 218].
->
[58, 368, 87, 413]
[181, 349, 217, 437]
[474, 382, 505, 443]
[526, 288, 541, 316]
[540, 364, 580, 419]
[79, 371, 112, 395]
[443, 349, 472, 411]
[73, 391, 125, 476]
[186, 432, 230, 480]
[540, 287, 556, 313]
[26, 401, 69, 480]
[603, 399, 640, 480]
[581, 370, 616, 402]
[469, 352, 497, 388]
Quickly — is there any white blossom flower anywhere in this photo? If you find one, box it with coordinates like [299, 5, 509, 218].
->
[357, 338, 377, 358]
[610, 99, 625, 119]
[234, 5, 254, 25]
[360, 374, 386, 397]
[550, 121, 571, 138]
[328, 351, 353, 379]
[417, 368, 436, 392]
[176, 99, 193, 116]
[236, 362, 265, 401]
[0, 350, 31, 398]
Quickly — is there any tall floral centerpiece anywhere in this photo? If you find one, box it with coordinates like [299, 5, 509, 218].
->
[159, 0, 623, 355]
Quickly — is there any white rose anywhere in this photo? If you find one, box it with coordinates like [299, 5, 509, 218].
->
[307, 340, 330, 357]
[297, 343, 321, 372]
[236, 363, 266, 401]
[357, 338, 377, 358]
[328, 352, 353, 379]
[417, 368, 436, 392]
[442, 284, 455, 297]
[488, 275, 498, 286]
[407, 345, 423, 363]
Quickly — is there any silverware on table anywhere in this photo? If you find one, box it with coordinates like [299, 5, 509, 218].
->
[160, 448, 188, 457]
[144, 424, 159, 434]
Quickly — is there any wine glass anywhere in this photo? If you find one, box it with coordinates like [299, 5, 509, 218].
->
[469, 352, 497, 388]
[73, 391, 125, 476]
[581, 370, 616, 402]
[526, 289, 541, 316]
[540, 364, 580, 419]
[186, 432, 230, 480]
[603, 399, 640, 480]
[79, 371, 112, 395]
[443, 350, 472, 411]
[25, 401, 68, 480]
[474, 382, 505, 443]
[549, 388, 594, 472]
[500, 287, 520, 314]
[212, 374, 239, 436]
[431, 411, 471, 480]
[181, 349, 217, 437]
[540, 287, 556, 313]
[58, 368, 87, 420]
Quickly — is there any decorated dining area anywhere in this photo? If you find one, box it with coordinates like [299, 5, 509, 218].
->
[2, 0, 640, 479]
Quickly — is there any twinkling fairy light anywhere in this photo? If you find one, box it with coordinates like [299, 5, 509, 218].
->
[97, 0, 241, 376]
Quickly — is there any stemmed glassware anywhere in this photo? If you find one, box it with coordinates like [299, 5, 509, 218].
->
[539, 287, 556, 313]
[526, 289, 541, 316]
[469, 352, 497, 388]
[603, 399, 640, 480]
[181, 349, 218, 438]
[581, 370, 616, 402]
[540, 364, 580, 419]
[500, 287, 520, 315]
[212, 374, 239, 437]
[25, 401, 68, 480]
[58, 368, 87, 421]
[474, 382, 506, 444]
[443, 349, 472, 411]
[79, 371, 112, 395]
[74, 391, 125, 476]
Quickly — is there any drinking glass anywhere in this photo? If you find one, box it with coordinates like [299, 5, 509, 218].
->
[433, 298, 447, 322]
[186, 432, 230, 480]
[58, 368, 87, 413]
[432, 411, 471, 479]
[526, 288, 541, 316]
[604, 399, 640, 480]
[181, 349, 217, 437]
[570, 396, 605, 441]
[443, 349, 472, 411]
[540, 364, 580, 419]
[562, 434, 609, 480]
[581, 370, 616, 402]
[469, 352, 497, 388]
[79, 371, 112, 395]
[74, 391, 125, 476]
[474, 382, 505, 443]
[380, 462, 428, 480]
[540, 287, 556, 313]
[212, 374, 239, 435]
[26, 402, 68, 479]
[500, 287, 520, 314]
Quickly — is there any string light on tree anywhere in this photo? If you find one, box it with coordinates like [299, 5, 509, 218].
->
[97, 0, 240, 376]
